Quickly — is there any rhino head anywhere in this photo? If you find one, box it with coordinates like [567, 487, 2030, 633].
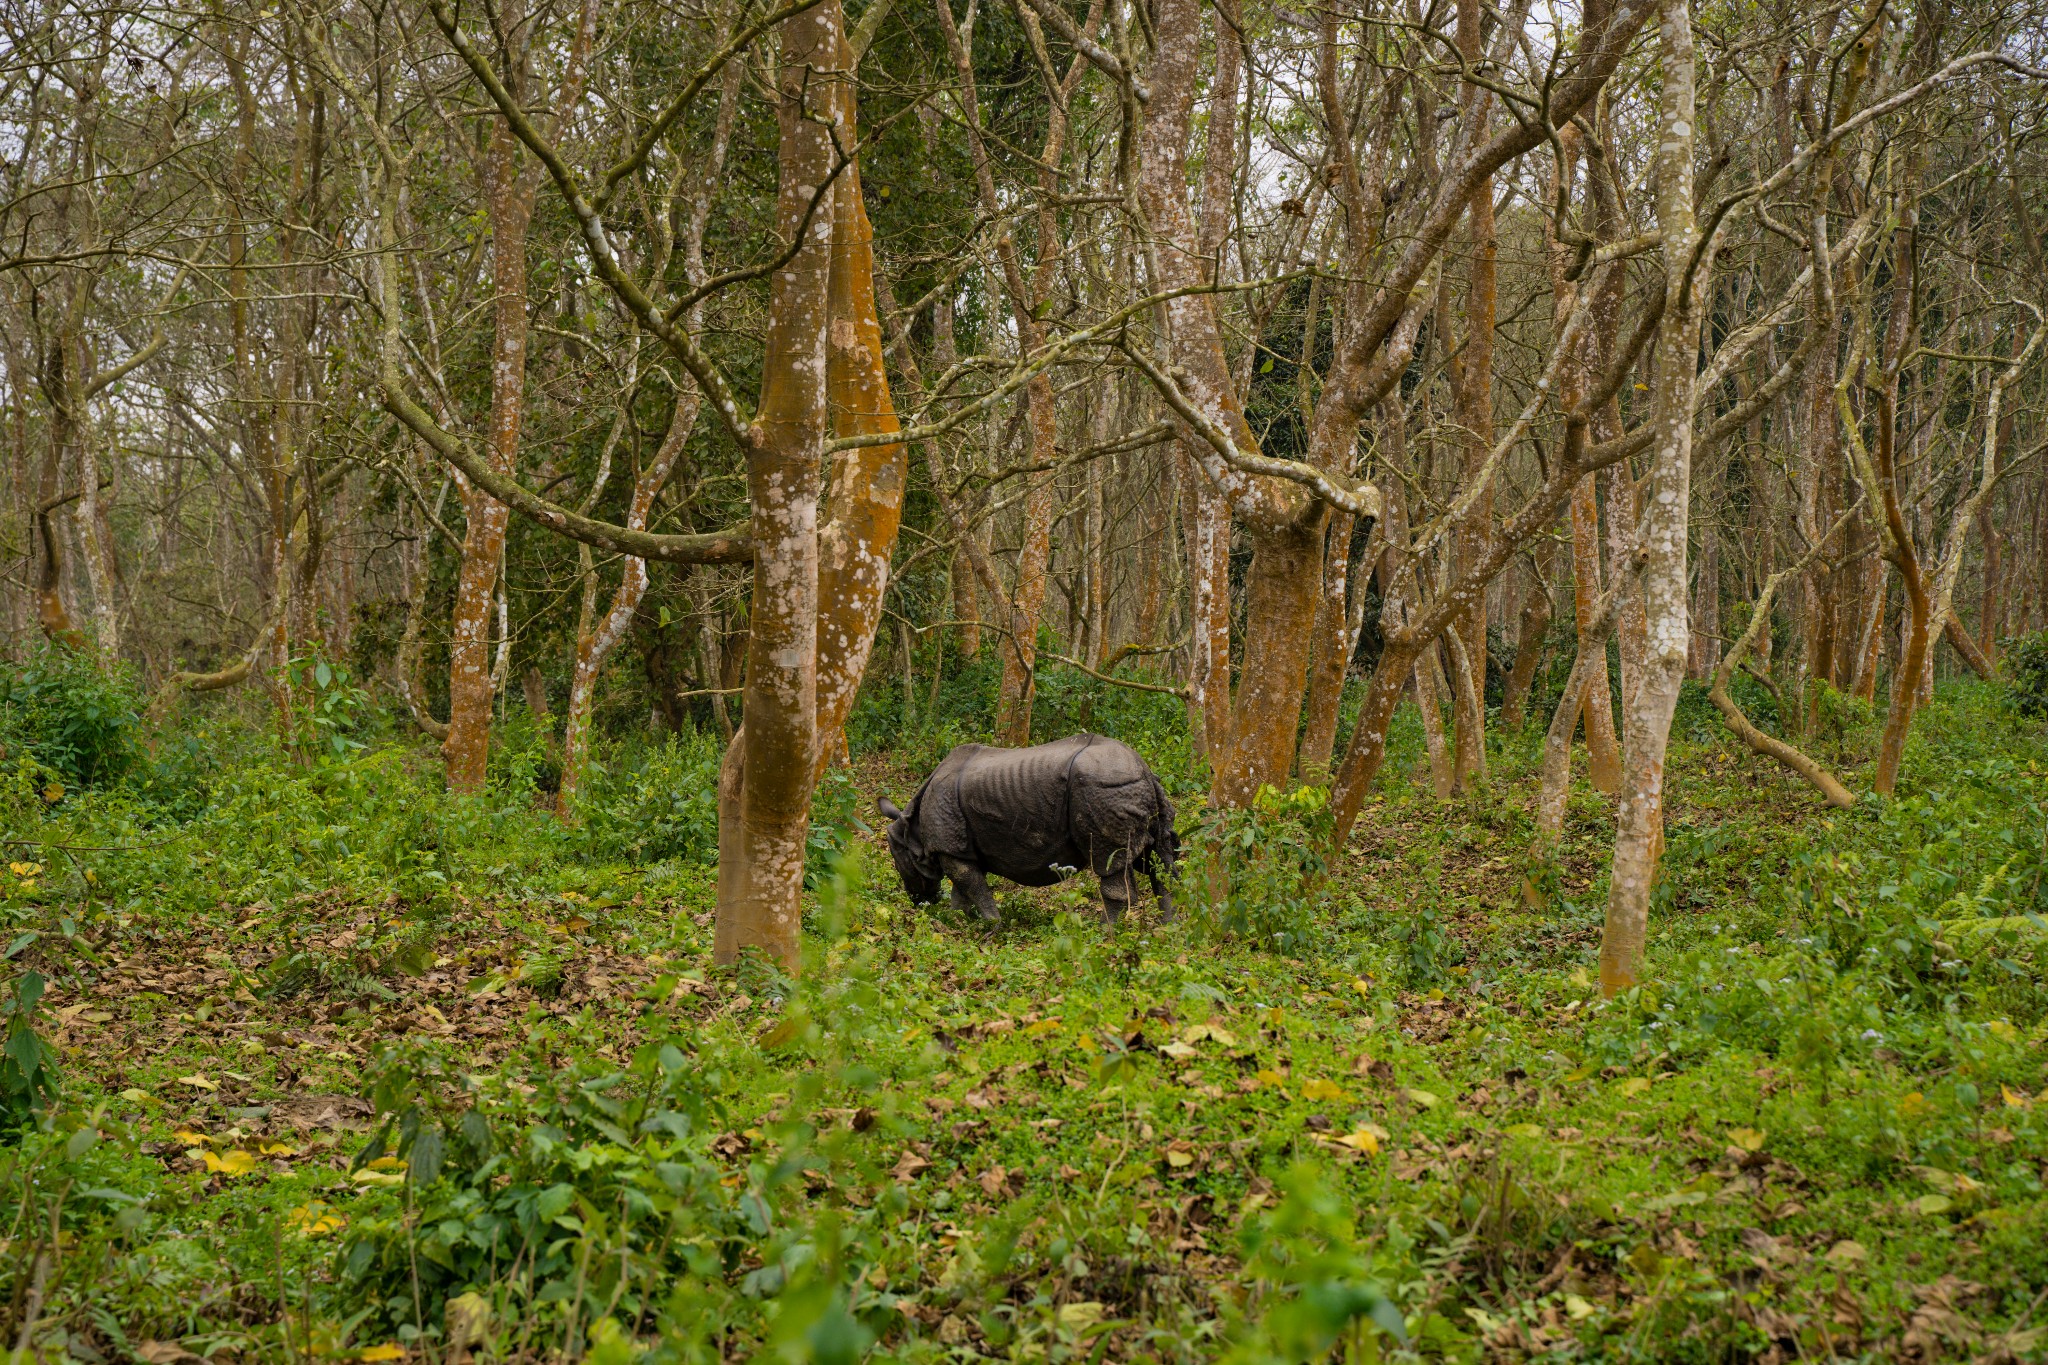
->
[877, 797, 942, 905]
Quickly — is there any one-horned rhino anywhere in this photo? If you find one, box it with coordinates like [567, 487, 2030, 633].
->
[877, 733, 1178, 926]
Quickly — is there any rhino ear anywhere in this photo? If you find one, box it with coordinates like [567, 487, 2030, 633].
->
[877, 797, 905, 821]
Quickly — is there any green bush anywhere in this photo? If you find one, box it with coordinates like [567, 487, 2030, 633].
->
[2003, 629, 2048, 717]
[0, 647, 142, 790]
[1180, 783, 1332, 955]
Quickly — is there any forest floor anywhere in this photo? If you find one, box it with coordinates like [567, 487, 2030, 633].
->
[4, 682, 2047, 1363]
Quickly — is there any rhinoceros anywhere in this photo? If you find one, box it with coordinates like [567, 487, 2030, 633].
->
[876, 734, 1178, 926]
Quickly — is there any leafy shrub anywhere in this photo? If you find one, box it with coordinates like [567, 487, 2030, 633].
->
[572, 731, 724, 865]
[2005, 629, 2048, 717]
[1180, 784, 1332, 954]
[0, 972, 55, 1129]
[0, 648, 141, 790]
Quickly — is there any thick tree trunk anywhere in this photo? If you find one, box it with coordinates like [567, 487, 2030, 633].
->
[443, 108, 534, 792]
[713, 0, 841, 967]
[1599, 0, 1698, 997]
[1300, 510, 1358, 781]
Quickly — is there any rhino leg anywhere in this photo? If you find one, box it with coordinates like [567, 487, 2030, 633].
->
[1095, 847, 1134, 926]
[940, 856, 1001, 925]
[1149, 867, 1176, 923]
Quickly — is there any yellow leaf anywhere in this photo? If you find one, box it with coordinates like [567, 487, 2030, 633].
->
[177, 1074, 218, 1092]
[2002, 1085, 2032, 1109]
[1300, 1078, 1348, 1103]
[1180, 1022, 1238, 1047]
[200, 1149, 259, 1177]
[367, 1155, 407, 1171]
[1986, 1020, 2018, 1042]
[286, 1202, 347, 1237]
[1024, 1019, 1064, 1038]
[352, 1169, 405, 1187]
[1159, 1040, 1199, 1060]
[1899, 1092, 1928, 1117]
[1254, 1069, 1287, 1089]
[174, 1129, 214, 1146]
[1616, 1077, 1652, 1098]
[1056, 1302, 1106, 1333]
[120, 1088, 152, 1104]
[1165, 1147, 1195, 1168]
[1503, 1122, 1543, 1138]
[259, 1141, 299, 1157]
[8, 862, 38, 877]
[1727, 1127, 1766, 1152]
[1913, 1193, 1952, 1216]
[357, 1345, 406, 1362]
[1403, 1088, 1441, 1109]
[1352, 978, 1373, 998]
[1335, 1127, 1382, 1154]
[1563, 1067, 1594, 1083]
[1565, 1294, 1597, 1320]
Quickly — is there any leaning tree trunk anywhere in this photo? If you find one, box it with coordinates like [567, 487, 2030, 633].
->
[558, 397, 697, 809]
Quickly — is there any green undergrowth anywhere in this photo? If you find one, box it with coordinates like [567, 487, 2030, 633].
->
[0, 669, 2043, 1362]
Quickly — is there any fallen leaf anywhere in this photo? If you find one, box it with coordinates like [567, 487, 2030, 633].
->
[1898, 1091, 1928, 1117]
[1024, 1019, 1064, 1038]
[200, 1149, 259, 1177]
[1403, 1088, 1441, 1109]
[1334, 1127, 1382, 1154]
[1056, 1302, 1106, 1333]
[979, 1166, 1008, 1195]
[1616, 1077, 1653, 1098]
[173, 1129, 214, 1147]
[1913, 1193, 1952, 1216]
[352, 1168, 405, 1187]
[1300, 1078, 1348, 1103]
[177, 1074, 218, 1092]
[120, 1088, 152, 1104]
[1351, 978, 1373, 998]
[1564, 1293, 1597, 1320]
[260, 1141, 299, 1157]
[1826, 1240, 1867, 1263]
[1163, 1140, 1197, 1168]
[891, 1149, 932, 1182]
[1159, 1040, 1199, 1060]
[1253, 1069, 1287, 1089]
[446, 1292, 492, 1350]
[1727, 1127, 1767, 1152]
[1986, 1019, 2018, 1042]
[286, 1202, 347, 1237]
[2002, 1085, 2032, 1110]
[1502, 1122, 1543, 1138]
[133, 1343, 200, 1365]
[357, 1345, 405, 1362]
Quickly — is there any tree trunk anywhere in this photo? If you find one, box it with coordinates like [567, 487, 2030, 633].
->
[443, 100, 535, 792]
[1569, 474, 1623, 792]
[1300, 510, 1358, 780]
[1499, 540, 1556, 728]
[559, 397, 697, 809]
[1599, 0, 1698, 997]
[713, 0, 842, 968]
[1449, 0, 1497, 793]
